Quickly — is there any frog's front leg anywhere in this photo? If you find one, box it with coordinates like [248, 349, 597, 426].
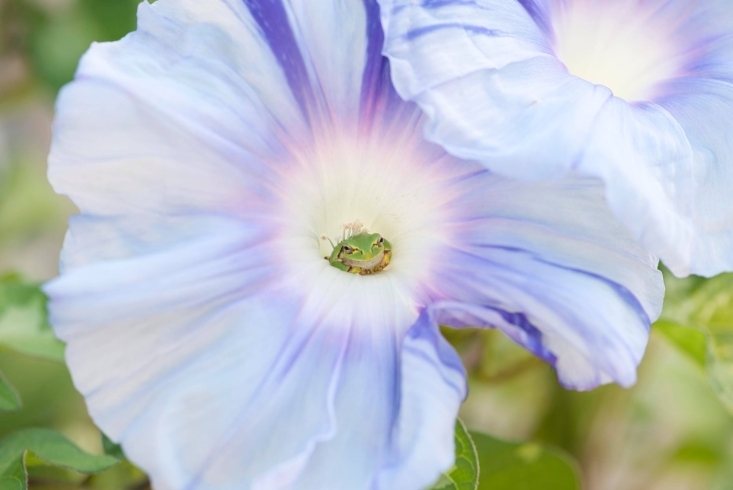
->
[374, 248, 392, 273]
[328, 258, 352, 272]
[382, 249, 392, 268]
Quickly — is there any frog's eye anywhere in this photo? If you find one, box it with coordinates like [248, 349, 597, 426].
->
[377, 237, 384, 246]
[342, 245, 354, 254]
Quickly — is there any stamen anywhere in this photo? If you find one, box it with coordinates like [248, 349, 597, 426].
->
[342, 220, 365, 239]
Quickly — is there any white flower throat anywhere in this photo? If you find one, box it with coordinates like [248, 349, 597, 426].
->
[276, 116, 458, 284]
[551, 0, 688, 101]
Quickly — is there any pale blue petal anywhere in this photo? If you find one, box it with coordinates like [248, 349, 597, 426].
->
[378, 0, 733, 277]
[45, 223, 465, 489]
[262, 0, 369, 116]
[577, 97, 696, 276]
[434, 173, 664, 389]
[379, 0, 611, 180]
[296, 315, 466, 490]
[242, 0, 399, 119]
[654, 78, 733, 276]
[374, 315, 466, 490]
[50, 0, 303, 219]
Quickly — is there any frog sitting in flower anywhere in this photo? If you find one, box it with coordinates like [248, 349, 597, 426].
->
[324, 221, 391, 275]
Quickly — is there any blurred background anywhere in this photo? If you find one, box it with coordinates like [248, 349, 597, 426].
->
[1, 1, 733, 489]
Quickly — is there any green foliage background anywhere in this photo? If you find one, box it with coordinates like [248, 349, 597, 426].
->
[1, 0, 733, 488]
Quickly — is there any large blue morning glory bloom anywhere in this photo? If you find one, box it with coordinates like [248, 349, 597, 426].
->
[379, 0, 733, 278]
[45, 0, 662, 488]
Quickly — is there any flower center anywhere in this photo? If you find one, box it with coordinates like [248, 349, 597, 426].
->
[275, 116, 455, 286]
[551, 0, 687, 101]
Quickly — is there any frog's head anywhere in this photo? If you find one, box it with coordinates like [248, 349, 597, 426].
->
[339, 232, 385, 262]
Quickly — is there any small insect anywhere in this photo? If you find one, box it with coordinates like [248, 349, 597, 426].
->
[324, 230, 392, 275]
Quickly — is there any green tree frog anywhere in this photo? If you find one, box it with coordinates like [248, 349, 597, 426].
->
[327, 232, 392, 275]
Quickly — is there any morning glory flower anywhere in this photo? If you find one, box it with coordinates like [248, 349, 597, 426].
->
[379, 0, 733, 278]
[45, 0, 662, 488]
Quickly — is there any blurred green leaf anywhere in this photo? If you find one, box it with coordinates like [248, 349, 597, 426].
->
[0, 162, 71, 242]
[470, 432, 581, 490]
[432, 419, 479, 490]
[85, 459, 150, 490]
[0, 274, 64, 362]
[477, 330, 541, 382]
[712, 454, 733, 490]
[101, 434, 125, 460]
[28, 9, 98, 92]
[0, 428, 119, 490]
[654, 320, 707, 368]
[79, 0, 139, 41]
[660, 272, 733, 415]
[27, 0, 139, 92]
[0, 454, 24, 490]
[25, 449, 90, 486]
[0, 370, 21, 412]
[672, 440, 721, 465]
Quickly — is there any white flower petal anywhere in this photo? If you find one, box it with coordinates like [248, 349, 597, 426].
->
[654, 77, 733, 276]
[50, 0, 304, 218]
[46, 223, 464, 489]
[375, 315, 466, 490]
[431, 174, 664, 389]
[378, 0, 733, 277]
[276, 0, 370, 116]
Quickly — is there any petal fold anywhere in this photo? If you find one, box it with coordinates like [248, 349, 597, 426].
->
[378, 0, 733, 277]
[375, 314, 466, 490]
[433, 173, 664, 389]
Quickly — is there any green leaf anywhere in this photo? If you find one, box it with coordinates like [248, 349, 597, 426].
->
[25, 0, 138, 92]
[0, 274, 65, 362]
[79, 0, 139, 41]
[0, 456, 25, 490]
[0, 428, 120, 490]
[660, 272, 733, 414]
[432, 419, 479, 490]
[0, 369, 21, 412]
[470, 432, 581, 490]
[654, 320, 707, 368]
[101, 434, 125, 460]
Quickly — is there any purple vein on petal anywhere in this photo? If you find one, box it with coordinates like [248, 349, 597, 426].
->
[243, 0, 314, 112]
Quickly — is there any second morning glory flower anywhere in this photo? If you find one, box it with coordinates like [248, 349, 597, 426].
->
[45, 0, 663, 488]
[380, 0, 733, 278]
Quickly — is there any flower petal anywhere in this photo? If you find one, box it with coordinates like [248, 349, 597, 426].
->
[250, 0, 369, 116]
[374, 315, 466, 490]
[654, 77, 733, 276]
[242, 0, 396, 118]
[379, 0, 611, 179]
[378, 0, 733, 277]
[297, 314, 466, 490]
[577, 97, 695, 276]
[50, 0, 304, 218]
[45, 221, 465, 489]
[433, 173, 664, 389]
